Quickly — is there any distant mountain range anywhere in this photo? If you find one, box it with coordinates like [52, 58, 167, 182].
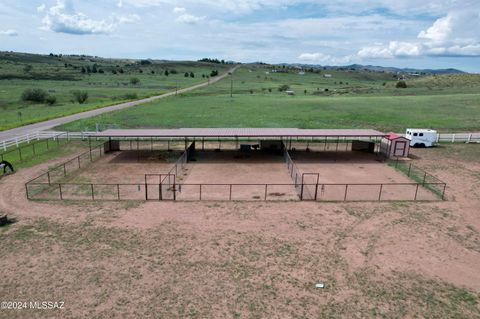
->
[275, 63, 465, 74]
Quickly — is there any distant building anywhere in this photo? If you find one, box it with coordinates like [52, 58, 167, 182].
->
[285, 90, 295, 95]
[323, 74, 332, 78]
[298, 71, 305, 75]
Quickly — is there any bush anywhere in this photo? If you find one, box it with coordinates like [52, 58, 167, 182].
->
[72, 90, 88, 104]
[45, 95, 57, 105]
[21, 88, 48, 103]
[396, 80, 407, 88]
[123, 93, 138, 99]
[278, 84, 290, 92]
[190, 72, 194, 78]
[130, 77, 140, 85]
[184, 72, 189, 77]
[210, 70, 218, 77]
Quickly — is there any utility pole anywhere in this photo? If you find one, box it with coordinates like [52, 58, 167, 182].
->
[229, 72, 233, 98]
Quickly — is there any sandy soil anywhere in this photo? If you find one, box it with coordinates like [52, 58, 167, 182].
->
[0, 144, 479, 318]
[293, 151, 437, 200]
[179, 150, 298, 201]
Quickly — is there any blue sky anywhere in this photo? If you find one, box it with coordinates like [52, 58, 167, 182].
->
[0, 0, 479, 72]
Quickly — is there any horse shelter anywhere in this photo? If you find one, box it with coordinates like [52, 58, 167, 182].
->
[25, 128, 445, 202]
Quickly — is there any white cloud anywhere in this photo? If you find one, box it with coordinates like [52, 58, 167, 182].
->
[418, 15, 452, 43]
[172, 7, 205, 24]
[298, 52, 352, 64]
[358, 10, 480, 59]
[0, 29, 18, 36]
[41, 0, 139, 35]
[37, 3, 46, 12]
[177, 13, 205, 24]
[173, 7, 186, 14]
[117, 0, 123, 8]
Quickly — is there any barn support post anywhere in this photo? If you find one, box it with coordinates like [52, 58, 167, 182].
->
[442, 184, 446, 200]
[91, 184, 95, 200]
[229, 184, 232, 200]
[117, 184, 120, 200]
[344, 184, 348, 201]
[199, 184, 202, 200]
[407, 164, 412, 177]
[378, 184, 383, 201]
[59, 184, 63, 200]
[264, 184, 268, 200]
[422, 172, 427, 186]
[414, 184, 419, 200]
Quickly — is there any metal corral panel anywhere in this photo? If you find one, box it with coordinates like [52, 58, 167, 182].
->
[95, 128, 386, 138]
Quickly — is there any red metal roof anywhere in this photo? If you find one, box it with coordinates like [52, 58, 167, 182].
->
[385, 132, 406, 140]
[95, 128, 386, 138]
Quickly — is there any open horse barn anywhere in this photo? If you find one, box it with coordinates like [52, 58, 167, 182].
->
[25, 128, 446, 202]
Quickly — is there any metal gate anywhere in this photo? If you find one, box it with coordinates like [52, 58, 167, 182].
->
[301, 173, 319, 200]
[144, 174, 176, 200]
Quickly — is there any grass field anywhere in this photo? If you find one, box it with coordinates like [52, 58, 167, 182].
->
[58, 66, 480, 132]
[0, 52, 230, 130]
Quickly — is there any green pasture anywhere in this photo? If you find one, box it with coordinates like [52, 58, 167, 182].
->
[58, 65, 480, 132]
[0, 52, 230, 130]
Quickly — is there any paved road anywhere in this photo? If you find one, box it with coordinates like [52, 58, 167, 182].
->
[0, 65, 239, 141]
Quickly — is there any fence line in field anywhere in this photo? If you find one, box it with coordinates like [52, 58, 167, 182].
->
[25, 181, 446, 202]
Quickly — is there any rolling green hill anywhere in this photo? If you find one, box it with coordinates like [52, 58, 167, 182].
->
[0, 51, 230, 130]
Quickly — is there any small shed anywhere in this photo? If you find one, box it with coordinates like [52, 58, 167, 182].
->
[381, 132, 410, 158]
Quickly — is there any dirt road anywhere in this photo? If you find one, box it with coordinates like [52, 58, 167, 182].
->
[0, 65, 240, 141]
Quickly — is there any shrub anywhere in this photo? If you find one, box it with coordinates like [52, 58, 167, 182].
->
[130, 77, 140, 85]
[23, 65, 33, 73]
[71, 90, 88, 104]
[190, 72, 194, 78]
[45, 95, 57, 105]
[184, 72, 189, 77]
[123, 93, 138, 100]
[278, 84, 290, 92]
[210, 70, 218, 77]
[21, 88, 48, 103]
[396, 80, 407, 88]
[164, 70, 169, 76]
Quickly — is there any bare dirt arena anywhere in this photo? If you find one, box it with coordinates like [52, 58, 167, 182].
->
[0, 144, 479, 318]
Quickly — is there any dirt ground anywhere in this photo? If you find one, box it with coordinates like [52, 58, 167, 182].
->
[0, 143, 479, 318]
[292, 151, 438, 201]
[179, 150, 298, 201]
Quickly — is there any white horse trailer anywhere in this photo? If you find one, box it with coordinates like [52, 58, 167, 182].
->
[405, 129, 437, 147]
